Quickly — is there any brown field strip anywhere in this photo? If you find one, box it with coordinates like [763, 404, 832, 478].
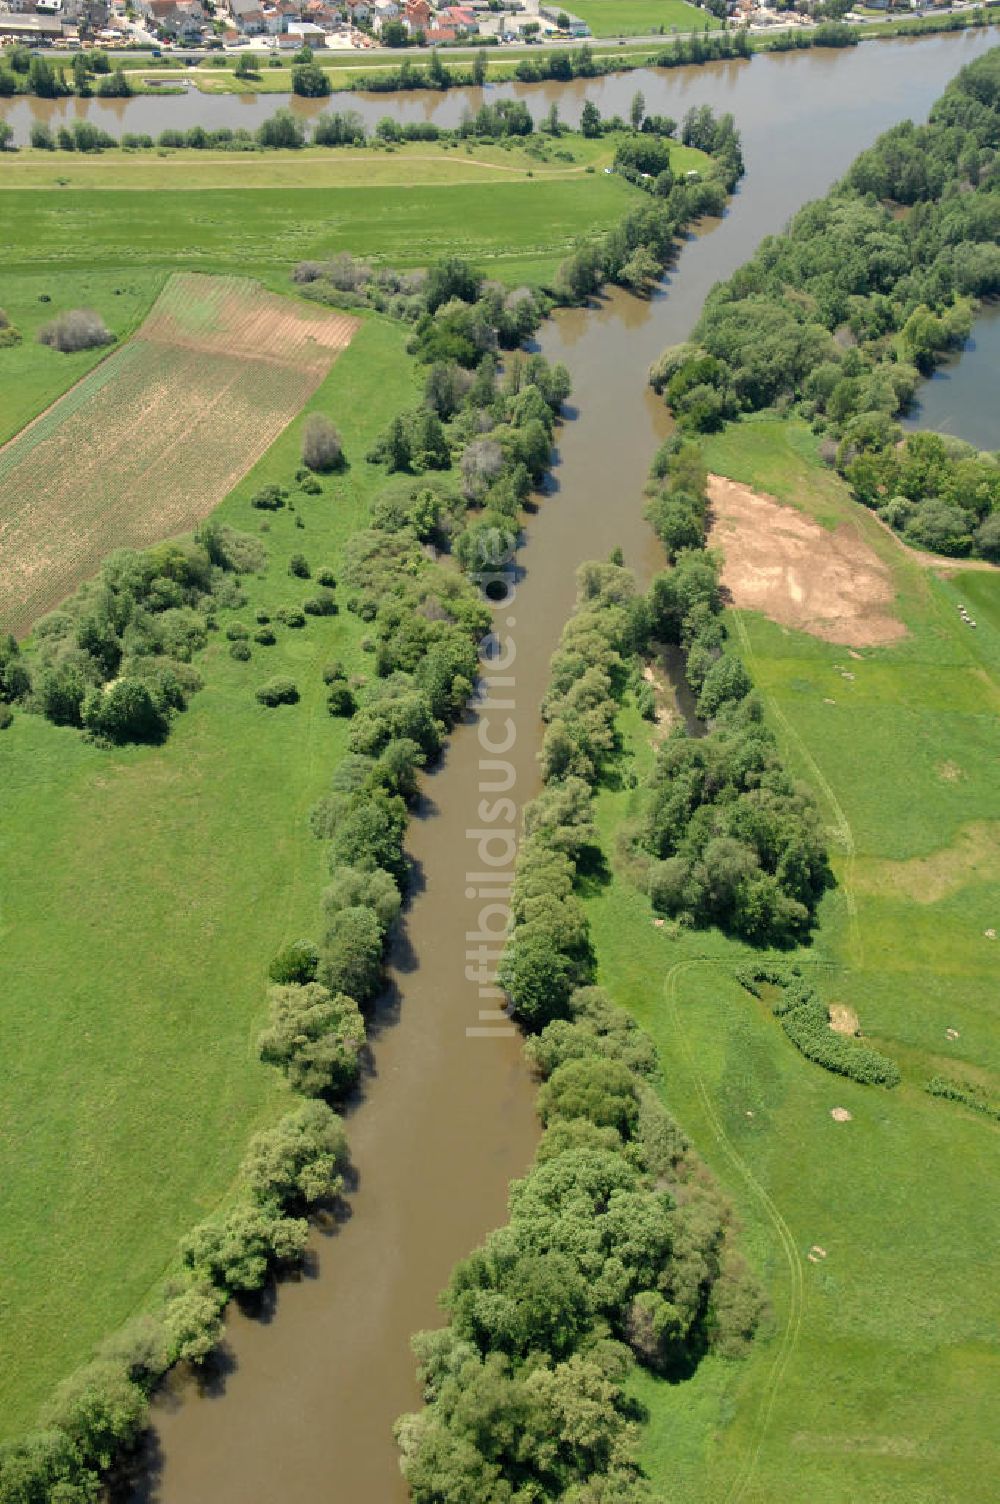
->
[0, 274, 358, 636]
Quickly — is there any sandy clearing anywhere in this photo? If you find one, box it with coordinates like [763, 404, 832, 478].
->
[829, 1005, 860, 1037]
[706, 474, 906, 647]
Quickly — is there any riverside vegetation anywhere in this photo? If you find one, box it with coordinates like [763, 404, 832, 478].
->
[650, 48, 1000, 560]
[397, 561, 765, 1502]
[0, 104, 745, 1495]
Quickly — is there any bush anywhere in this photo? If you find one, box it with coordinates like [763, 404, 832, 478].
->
[254, 626, 277, 646]
[303, 591, 337, 617]
[256, 677, 299, 706]
[302, 412, 343, 472]
[275, 607, 306, 628]
[37, 308, 113, 353]
[289, 552, 311, 579]
[317, 567, 337, 588]
[327, 683, 355, 717]
[182, 1202, 309, 1293]
[229, 640, 252, 661]
[0, 705, 13, 731]
[258, 981, 365, 1097]
[319, 904, 385, 1003]
[250, 483, 287, 510]
[225, 622, 249, 641]
[82, 678, 168, 744]
[241, 1099, 348, 1207]
[268, 938, 319, 985]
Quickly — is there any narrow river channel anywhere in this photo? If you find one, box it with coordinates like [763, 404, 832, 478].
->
[125, 31, 998, 1504]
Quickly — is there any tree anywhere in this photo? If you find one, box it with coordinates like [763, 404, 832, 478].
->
[291, 60, 331, 97]
[42, 1360, 147, 1473]
[630, 90, 646, 131]
[302, 412, 343, 471]
[38, 309, 112, 352]
[234, 52, 258, 80]
[580, 100, 602, 139]
[242, 1100, 348, 1207]
[82, 679, 168, 744]
[96, 67, 132, 98]
[472, 49, 487, 87]
[258, 981, 365, 1097]
[319, 904, 385, 1003]
[256, 108, 306, 148]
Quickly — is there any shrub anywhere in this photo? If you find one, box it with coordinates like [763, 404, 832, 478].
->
[324, 863, 402, 932]
[255, 677, 299, 706]
[241, 1100, 348, 1207]
[258, 981, 365, 1097]
[229, 640, 252, 662]
[82, 678, 168, 744]
[37, 308, 113, 353]
[302, 412, 343, 472]
[289, 552, 311, 579]
[250, 483, 287, 510]
[0, 705, 13, 731]
[254, 627, 277, 646]
[181, 1203, 309, 1293]
[316, 567, 337, 588]
[319, 904, 385, 1003]
[327, 682, 356, 717]
[225, 622, 249, 641]
[303, 591, 337, 617]
[275, 607, 306, 628]
[269, 938, 319, 985]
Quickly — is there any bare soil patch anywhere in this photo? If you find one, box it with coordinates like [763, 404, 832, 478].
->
[706, 475, 906, 647]
[829, 1005, 860, 1037]
[0, 275, 359, 636]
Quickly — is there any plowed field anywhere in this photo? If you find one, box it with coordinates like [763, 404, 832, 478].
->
[0, 274, 358, 634]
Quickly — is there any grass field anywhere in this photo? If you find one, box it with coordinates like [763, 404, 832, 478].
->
[0, 137, 646, 437]
[582, 419, 1000, 1501]
[569, 0, 717, 36]
[0, 313, 425, 1439]
[0, 151, 636, 290]
[0, 273, 358, 634]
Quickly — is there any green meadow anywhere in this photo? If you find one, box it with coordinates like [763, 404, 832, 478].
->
[584, 419, 1000, 1501]
[569, 0, 717, 36]
[0, 315, 424, 1436]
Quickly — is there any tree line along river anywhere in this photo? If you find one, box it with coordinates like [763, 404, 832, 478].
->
[23, 28, 985, 1504]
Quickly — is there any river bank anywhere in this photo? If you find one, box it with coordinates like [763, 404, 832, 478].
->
[0, 17, 995, 144]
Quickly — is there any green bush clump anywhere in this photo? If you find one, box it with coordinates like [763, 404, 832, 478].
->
[251, 483, 287, 510]
[737, 968, 900, 1087]
[303, 591, 338, 617]
[289, 552, 311, 579]
[316, 568, 337, 588]
[275, 607, 306, 628]
[258, 981, 364, 1098]
[229, 640, 252, 662]
[268, 939, 319, 985]
[254, 627, 277, 646]
[255, 677, 299, 707]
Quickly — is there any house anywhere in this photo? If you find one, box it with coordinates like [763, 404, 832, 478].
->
[370, 0, 400, 31]
[286, 18, 327, 43]
[0, 12, 65, 36]
[147, 0, 207, 37]
[437, 4, 476, 31]
[402, 0, 431, 33]
[345, 0, 371, 21]
[424, 23, 455, 41]
[230, 0, 267, 32]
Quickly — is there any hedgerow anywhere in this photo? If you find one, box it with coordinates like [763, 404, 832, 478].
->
[736, 968, 900, 1087]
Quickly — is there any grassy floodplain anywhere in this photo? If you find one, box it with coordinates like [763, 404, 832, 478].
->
[583, 419, 999, 1502]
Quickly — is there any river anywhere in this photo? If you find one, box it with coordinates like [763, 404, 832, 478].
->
[903, 301, 1000, 451]
[119, 30, 998, 1504]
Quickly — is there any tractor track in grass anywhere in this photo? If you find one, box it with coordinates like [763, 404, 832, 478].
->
[664, 958, 806, 1504]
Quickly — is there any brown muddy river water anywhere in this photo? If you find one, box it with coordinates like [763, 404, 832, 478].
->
[115, 31, 998, 1504]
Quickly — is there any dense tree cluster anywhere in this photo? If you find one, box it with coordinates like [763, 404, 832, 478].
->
[737, 967, 900, 1086]
[651, 51, 1000, 557]
[399, 565, 762, 1500]
[639, 443, 831, 946]
[3, 529, 266, 743]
